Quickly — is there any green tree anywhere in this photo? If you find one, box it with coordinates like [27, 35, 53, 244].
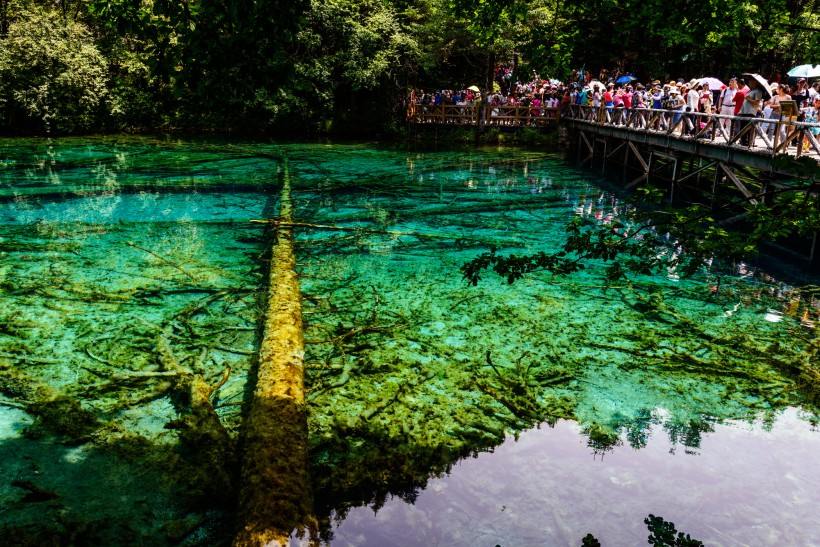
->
[289, 0, 421, 132]
[0, 6, 108, 132]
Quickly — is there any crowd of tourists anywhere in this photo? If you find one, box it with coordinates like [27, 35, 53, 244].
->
[409, 64, 820, 147]
[568, 74, 820, 146]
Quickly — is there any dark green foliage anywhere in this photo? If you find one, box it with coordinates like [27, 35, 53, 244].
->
[582, 514, 703, 546]
[645, 514, 704, 546]
[0, 6, 108, 132]
[2, 0, 818, 134]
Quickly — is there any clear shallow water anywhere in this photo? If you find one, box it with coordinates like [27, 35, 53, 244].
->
[0, 138, 818, 545]
[0, 137, 277, 543]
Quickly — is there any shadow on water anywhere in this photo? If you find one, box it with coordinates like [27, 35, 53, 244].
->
[0, 415, 236, 545]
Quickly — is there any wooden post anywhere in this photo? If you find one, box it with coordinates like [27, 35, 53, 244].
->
[235, 160, 314, 546]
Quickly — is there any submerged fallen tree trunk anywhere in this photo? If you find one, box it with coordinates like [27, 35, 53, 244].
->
[235, 160, 315, 545]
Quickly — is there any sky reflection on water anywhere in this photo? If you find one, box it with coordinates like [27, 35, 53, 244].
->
[330, 408, 819, 546]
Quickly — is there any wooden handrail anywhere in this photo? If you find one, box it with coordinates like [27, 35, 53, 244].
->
[407, 103, 560, 127]
[560, 105, 820, 159]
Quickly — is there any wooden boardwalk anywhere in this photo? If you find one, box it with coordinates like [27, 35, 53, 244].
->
[407, 103, 820, 164]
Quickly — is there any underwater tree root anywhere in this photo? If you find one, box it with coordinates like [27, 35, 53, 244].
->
[123, 241, 199, 281]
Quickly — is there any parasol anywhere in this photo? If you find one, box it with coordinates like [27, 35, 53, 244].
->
[787, 64, 820, 78]
[615, 74, 637, 85]
[698, 77, 724, 89]
[742, 73, 772, 100]
[467, 85, 481, 92]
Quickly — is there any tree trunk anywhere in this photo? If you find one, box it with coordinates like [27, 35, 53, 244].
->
[235, 160, 315, 546]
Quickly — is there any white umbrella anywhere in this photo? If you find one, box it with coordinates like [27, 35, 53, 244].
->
[742, 73, 772, 100]
[588, 80, 605, 92]
[698, 77, 724, 89]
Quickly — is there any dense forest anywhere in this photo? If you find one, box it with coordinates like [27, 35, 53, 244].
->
[1, 0, 818, 135]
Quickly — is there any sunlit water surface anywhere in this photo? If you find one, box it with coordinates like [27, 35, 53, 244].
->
[0, 138, 818, 545]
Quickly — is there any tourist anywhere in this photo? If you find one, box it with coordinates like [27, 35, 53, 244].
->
[651, 85, 664, 109]
[623, 86, 633, 110]
[592, 85, 602, 121]
[666, 87, 686, 132]
[531, 93, 542, 119]
[809, 81, 819, 102]
[792, 79, 811, 119]
[738, 77, 764, 146]
[695, 83, 713, 137]
[686, 80, 700, 135]
[732, 79, 748, 139]
[700, 83, 712, 113]
[604, 84, 614, 113]
[802, 96, 820, 152]
[561, 90, 572, 108]
[765, 83, 790, 143]
[718, 78, 738, 136]
[612, 88, 624, 124]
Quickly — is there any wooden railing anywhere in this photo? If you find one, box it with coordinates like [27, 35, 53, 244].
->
[561, 104, 820, 159]
[407, 103, 560, 127]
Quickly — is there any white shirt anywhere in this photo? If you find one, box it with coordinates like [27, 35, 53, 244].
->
[720, 88, 737, 107]
[686, 89, 699, 110]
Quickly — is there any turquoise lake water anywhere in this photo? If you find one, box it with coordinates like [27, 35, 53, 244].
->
[0, 137, 818, 545]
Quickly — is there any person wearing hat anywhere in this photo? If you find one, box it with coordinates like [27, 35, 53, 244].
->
[666, 87, 686, 132]
[651, 85, 663, 110]
[695, 82, 713, 136]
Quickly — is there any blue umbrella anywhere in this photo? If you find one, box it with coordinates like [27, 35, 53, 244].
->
[787, 64, 820, 78]
[615, 74, 637, 84]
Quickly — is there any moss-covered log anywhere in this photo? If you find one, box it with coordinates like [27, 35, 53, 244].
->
[235, 161, 315, 545]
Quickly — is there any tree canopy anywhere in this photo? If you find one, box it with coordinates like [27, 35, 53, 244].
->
[0, 0, 818, 133]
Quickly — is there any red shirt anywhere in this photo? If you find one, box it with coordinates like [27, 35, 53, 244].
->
[734, 88, 748, 115]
